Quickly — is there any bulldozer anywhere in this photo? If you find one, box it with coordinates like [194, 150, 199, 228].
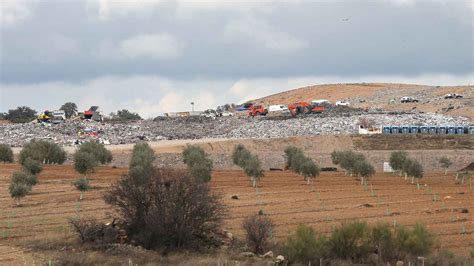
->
[37, 110, 52, 123]
[288, 102, 325, 117]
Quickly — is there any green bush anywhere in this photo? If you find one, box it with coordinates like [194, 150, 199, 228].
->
[5, 106, 37, 123]
[284, 146, 304, 169]
[353, 160, 375, 184]
[402, 158, 424, 183]
[390, 151, 408, 174]
[370, 223, 397, 262]
[19, 140, 66, 165]
[74, 152, 98, 174]
[243, 154, 264, 187]
[395, 223, 434, 259]
[73, 178, 91, 191]
[332, 150, 366, 176]
[0, 144, 14, 163]
[182, 145, 213, 182]
[22, 158, 43, 175]
[283, 224, 327, 265]
[289, 151, 306, 174]
[328, 221, 371, 262]
[77, 141, 112, 164]
[9, 182, 30, 206]
[243, 214, 274, 254]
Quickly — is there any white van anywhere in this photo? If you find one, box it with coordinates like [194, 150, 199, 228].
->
[268, 105, 289, 112]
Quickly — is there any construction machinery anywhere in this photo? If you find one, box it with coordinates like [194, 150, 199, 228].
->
[83, 106, 103, 122]
[37, 111, 52, 123]
[248, 105, 268, 117]
[288, 102, 325, 117]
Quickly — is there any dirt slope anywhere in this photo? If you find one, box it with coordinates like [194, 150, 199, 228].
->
[252, 83, 474, 121]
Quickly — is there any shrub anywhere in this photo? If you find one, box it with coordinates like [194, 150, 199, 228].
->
[300, 157, 320, 185]
[0, 144, 14, 163]
[22, 158, 43, 175]
[74, 152, 98, 174]
[332, 150, 366, 176]
[242, 214, 274, 254]
[5, 106, 36, 123]
[77, 141, 112, 164]
[69, 216, 118, 243]
[104, 169, 226, 250]
[182, 145, 213, 182]
[390, 151, 408, 175]
[283, 224, 327, 265]
[19, 140, 66, 165]
[232, 144, 251, 167]
[438, 157, 452, 175]
[9, 182, 30, 206]
[130, 142, 155, 171]
[370, 223, 397, 262]
[73, 178, 91, 200]
[109, 109, 142, 121]
[328, 221, 371, 262]
[394, 223, 434, 259]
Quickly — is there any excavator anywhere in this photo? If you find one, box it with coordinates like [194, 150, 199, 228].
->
[288, 102, 325, 117]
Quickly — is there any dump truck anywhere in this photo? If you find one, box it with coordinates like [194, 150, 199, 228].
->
[83, 106, 103, 122]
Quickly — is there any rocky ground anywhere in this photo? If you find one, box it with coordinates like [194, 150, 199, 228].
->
[0, 108, 470, 147]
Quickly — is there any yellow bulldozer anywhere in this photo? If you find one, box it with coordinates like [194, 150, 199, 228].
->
[37, 110, 52, 123]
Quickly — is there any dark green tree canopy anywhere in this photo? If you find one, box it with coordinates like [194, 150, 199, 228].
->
[60, 102, 78, 118]
[5, 106, 37, 123]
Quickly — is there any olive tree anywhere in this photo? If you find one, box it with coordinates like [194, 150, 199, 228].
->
[74, 152, 98, 175]
[403, 158, 424, 184]
[73, 178, 91, 200]
[12, 170, 37, 187]
[232, 144, 251, 167]
[9, 182, 30, 206]
[0, 144, 14, 163]
[22, 158, 43, 175]
[353, 160, 376, 185]
[19, 140, 66, 165]
[300, 157, 320, 185]
[129, 142, 155, 183]
[332, 150, 366, 176]
[244, 154, 264, 188]
[389, 151, 408, 177]
[77, 141, 112, 164]
[284, 146, 304, 170]
[438, 157, 452, 175]
[182, 145, 213, 182]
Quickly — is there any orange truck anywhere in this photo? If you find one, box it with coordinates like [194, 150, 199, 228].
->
[248, 105, 268, 117]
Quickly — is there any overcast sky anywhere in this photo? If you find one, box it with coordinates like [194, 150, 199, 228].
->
[0, 0, 473, 117]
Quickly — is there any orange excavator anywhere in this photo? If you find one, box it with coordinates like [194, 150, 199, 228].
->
[288, 102, 325, 117]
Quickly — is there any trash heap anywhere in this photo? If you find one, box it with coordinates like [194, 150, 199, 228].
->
[0, 112, 470, 147]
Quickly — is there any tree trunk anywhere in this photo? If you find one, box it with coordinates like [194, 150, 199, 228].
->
[411, 176, 414, 184]
[444, 168, 448, 175]
[15, 198, 20, 206]
[360, 177, 364, 185]
[306, 177, 310, 185]
[80, 192, 83, 200]
[404, 173, 408, 180]
[252, 178, 256, 188]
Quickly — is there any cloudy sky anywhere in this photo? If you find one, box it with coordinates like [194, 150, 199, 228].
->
[0, 0, 473, 117]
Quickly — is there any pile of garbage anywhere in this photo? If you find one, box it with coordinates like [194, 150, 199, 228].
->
[0, 111, 470, 147]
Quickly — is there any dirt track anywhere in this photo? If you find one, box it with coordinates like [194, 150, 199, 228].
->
[0, 164, 472, 256]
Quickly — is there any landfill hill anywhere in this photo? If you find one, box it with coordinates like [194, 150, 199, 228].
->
[251, 83, 474, 121]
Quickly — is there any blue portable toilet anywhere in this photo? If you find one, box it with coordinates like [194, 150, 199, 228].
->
[456, 126, 465, 134]
[469, 126, 474, 135]
[383, 126, 391, 134]
[391, 126, 399, 134]
[437, 126, 447, 134]
[448, 126, 456, 134]
[429, 126, 437, 134]
[410, 126, 418, 134]
[420, 126, 428, 134]
[402, 126, 410, 134]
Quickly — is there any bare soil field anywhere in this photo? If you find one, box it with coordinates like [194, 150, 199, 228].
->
[0, 163, 473, 262]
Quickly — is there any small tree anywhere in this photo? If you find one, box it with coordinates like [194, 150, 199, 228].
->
[60, 102, 78, 118]
[390, 151, 408, 176]
[73, 178, 91, 200]
[22, 158, 43, 175]
[232, 144, 251, 167]
[74, 152, 98, 175]
[77, 141, 112, 164]
[353, 160, 376, 185]
[0, 144, 14, 163]
[5, 106, 37, 123]
[244, 154, 264, 188]
[9, 182, 30, 206]
[12, 171, 37, 187]
[300, 157, 320, 185]
[438, 157, 452, 175]
[403, 158, 424, 184]
[242, 214, 274, 255]
[328, 221, 371, 262]
[182, 145, 213, 182]
[284, 146, 304, 170]
[332, 150, 366, 176]
[129, 142, 155, 184]
[110, 109, 142, 121]
[19, 140, 66, 165]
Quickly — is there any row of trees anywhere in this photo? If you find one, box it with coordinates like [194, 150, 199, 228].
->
[389, 151, 424, 183]
[1, 103, 142, 123]
[331, 150, 375, 185]
[232, 144, 264, 187]
[284, 146, 320, 185]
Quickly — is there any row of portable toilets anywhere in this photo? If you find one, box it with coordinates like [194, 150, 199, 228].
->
[382, 125, 474, 135]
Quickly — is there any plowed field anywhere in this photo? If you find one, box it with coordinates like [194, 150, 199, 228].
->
[0, 164, 472, 255]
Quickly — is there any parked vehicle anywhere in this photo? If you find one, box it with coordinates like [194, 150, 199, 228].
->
[288, 102, 325, 117]
[311, 99, 331, 105]
[335, 100, 350, 106]
[268, 105, 289, 112]
[444, 93, 463, 99]
[400, 97, 419, 103]
[220, 111, 234, 117]
[248, 105, 268, 117]
[236, 103, 254, 111]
